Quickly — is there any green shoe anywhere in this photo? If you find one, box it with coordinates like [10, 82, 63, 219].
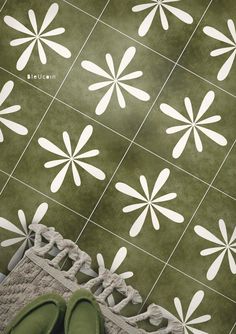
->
[4, 294, 66, 334]
[65, 289, 105, 334]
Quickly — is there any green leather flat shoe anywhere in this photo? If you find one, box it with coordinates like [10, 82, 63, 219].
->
[4, 293, 66, 334]
[65, 289, 105, 334]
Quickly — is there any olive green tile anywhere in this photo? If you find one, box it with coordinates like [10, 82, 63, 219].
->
[143, 267, 236, 334]
[58, 21, 173, 138]
[0, 69, 51, 173]
[170, 188, 236, 300]
[180, 0, 236, 95]
[0, 171, 8, 190]
[0, 0, 95, 94]
[65, 0, 108, 17]
[213, 145, 236, 199]
[136, 66, 235, 183]
[91, 144, 207, 261]
[14, 99, 128, 217]
[101, 0, 209, 61]
[0, 177, 86, 276]
[76, 222, 164, 316]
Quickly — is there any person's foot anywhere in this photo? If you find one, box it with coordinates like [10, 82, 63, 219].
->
[65, 289, 105, 334]
[4, 294, 66, 334]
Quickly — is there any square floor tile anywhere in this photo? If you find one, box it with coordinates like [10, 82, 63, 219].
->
[14, 99, 128, 217]
[76, 222, 164, 316]
[91, 144, 207, 261]
[0, 69, 51, 173]
[213, 145, 236, 199]
[0, 177, 86, 276]
[101, 0, 209, 61]
[180, 0, 236, 96]
[58, 21, 173, 138]
[0, 0, 95, 95]
[136, 66, 235, 183]
[169, 188, 236, 301]
[64, 0, 108, 17]
[143, 267, 236, 334]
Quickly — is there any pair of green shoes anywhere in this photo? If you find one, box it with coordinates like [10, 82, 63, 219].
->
[5, 289, 105, 334]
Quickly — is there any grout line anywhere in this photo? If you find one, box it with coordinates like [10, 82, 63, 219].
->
[73, 0, 215, 244]
[62, 0, 236, 99]
[229, 322, 236, 334]
[139, 138, 236, 311]
[0, 168, 235, 304]
[0, 0, 7, 12]
[0, 0, 112, 197]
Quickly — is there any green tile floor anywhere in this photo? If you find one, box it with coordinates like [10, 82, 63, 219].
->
[0, 0, 235, 333]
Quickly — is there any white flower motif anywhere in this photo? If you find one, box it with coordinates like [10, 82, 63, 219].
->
[82, 247, 133, 306]
[4, 3, 71, 71]
[81, 46, 150, 115]
[132, 0, 193, 36]
[115, 168, 184, 237]
[160, 91, 227, 159]
[194, 219, 236, 281]
[0, 203, 48, 271]
[203, 19, 236, 81]
[174, 290, 211, 334]
[0, 80, 28, 142]
[38, 125, 106, 193]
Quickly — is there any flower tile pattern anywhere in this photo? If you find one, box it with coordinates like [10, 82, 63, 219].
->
[0, 0, 235, 333]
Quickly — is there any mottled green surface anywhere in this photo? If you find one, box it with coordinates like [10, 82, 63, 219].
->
[0, 0, 235, 333]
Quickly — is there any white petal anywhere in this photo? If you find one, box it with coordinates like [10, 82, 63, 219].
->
[203, 26, 235, 46]
[106, 53, 115, 77]
[162, 4, 193, 25]
[39, 3, 59, 34]
[129, 206, 149, 237]
[193, 128, 203, 152]
[1, 237, 25, 247]
[153, 204, 184, 223]
[228, 250, 236, 274]
[40, 38, 71, 58]
[32, 203, 48, 224]
[63, 131, 72, 156]
[119, 71, 143, 81]
[151, 168, 170, 200]
[140, 175, 149, 199]
[123, 203, 147, 213]
[153, 192, 177, 203]
[117, 47, 136, 77]
[116, 182, 147, 201]
[0, 80, 14, 106]
[116, 84, 126, 109]
[185, 325, 208, 334]
[210, 46, 235, 57]
[95, 85, 114, 115]
[132, 3, 156, 12]
[206, 250, 226, 280]
[159, 6, 169, 30]
[138, 6, 158, 37]
[44, 159, 69, 168]
[228, 19, 236, 44]
[184, 97, 194, 122]
[107, 295, 116, 307]
[10, 37, 35, 46]
[0, 105, 21, 115]
[166, 124, 191, 134]
[50, 161, 70, 193]
[160, 103, 190, 123]
[197, 126, 227, 146]
[37, 39, 47, 64]
[119, 271, 133, 279]
[73, 125, 93, 156]
[81, 60, 113, 80]
[16, 40, 36, 71]
[185, 290, 204, 322]
[8, 239, 28, 271]
[119, 82, 150, 101]
[97, 253, 105, 268]
[38, 136, 69, 158]
[0, 117, 28, 136]
[4, 15, 34, 35]
[194, 225, 225, 245]
[229, 226, 236, 244]
[174, 297, 184, 321]
[195, 91, 215, 122]
[28, 9, 38, 34]
[217, 49, 236, 81]
[0, 218, 25, 236]
[71, 161, 81, 186]
[172, 128, 192, 159]
[197, 115, 221, 125]
[75, 149, 99, 159]
[18, 209, 27, 234]
[187, 315, 211, 325]
[150, 206, 160, 230]
[110, 247, 127, 272]
[75, 161, 105, 180]
[88, 81, 112, 91]
[40, 27, 65, 37]
[200, 246, 225, 256]
[219, 219, 228, 243]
